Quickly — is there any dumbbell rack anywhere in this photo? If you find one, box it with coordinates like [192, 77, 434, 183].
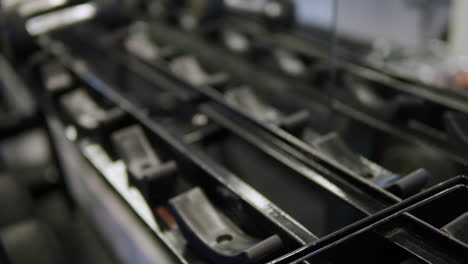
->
[21, 15, 467, 263]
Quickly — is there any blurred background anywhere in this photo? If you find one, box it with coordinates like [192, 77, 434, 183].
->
[1, 1, 468, 264]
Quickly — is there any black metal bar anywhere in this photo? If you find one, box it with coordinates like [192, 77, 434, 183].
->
[37, 35, 318, 247]
[49, 22, 403, 213]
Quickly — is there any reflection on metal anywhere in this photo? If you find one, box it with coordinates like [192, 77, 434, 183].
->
[264, 1, 282, 18]
[83, 143, 159, 231]
[18, 0, 67, 17]
[275, 49, 306, 76]
[65, 125, 77, 141]
[224, 0, 266, 13]
[225, 87, 283, 123]
[170, 55, 229, 86]
[26, 3, 97, 36]
[125, 30, 161, 61]
[223, 30, 250, 53]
